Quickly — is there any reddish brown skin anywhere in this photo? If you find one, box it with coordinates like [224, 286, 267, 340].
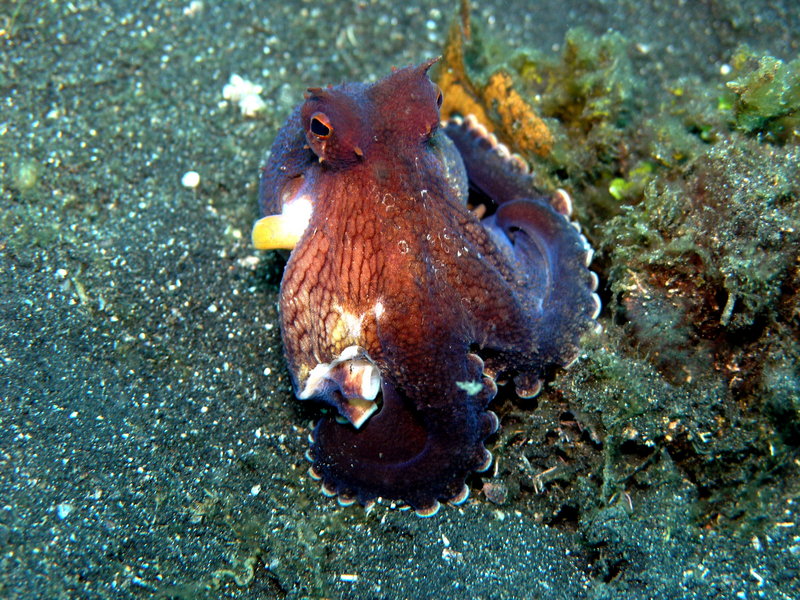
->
[258, 61, 598, 510]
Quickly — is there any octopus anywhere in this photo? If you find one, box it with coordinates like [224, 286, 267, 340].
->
[252, 59, 600, 516]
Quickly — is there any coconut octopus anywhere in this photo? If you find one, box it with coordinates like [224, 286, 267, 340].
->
[253, 59, 600, 516]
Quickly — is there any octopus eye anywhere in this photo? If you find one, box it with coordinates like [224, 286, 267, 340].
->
[309, 112, 332, 138]
[435, 87, 443, 108]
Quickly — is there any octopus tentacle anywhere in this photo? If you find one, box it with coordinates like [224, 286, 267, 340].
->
[497, 199, 598, 358]
[443, 114, 543, 206]
[310, 353, 498, 511]
[444, 114, 602, 395]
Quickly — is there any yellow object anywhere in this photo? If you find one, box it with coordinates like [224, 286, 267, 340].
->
[252, 195, 314, 250]
[483, 71, 553, 157]
[436, 4, 553, 158]
[251, 214, 302, 250]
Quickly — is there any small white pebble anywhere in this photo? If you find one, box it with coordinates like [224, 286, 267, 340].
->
[339, 573, 358, 583]
[238, 255, 260, 269]
[207, 303, 218, 313]
[56, 503, 73, 520]
[720, 63, 732, 76]
[183, 1, 203, 17]
[181, 170, 200, 189]
[55, 268, 68, 280]
[250, 484, 261, 496]
[263, 367, 272, 376]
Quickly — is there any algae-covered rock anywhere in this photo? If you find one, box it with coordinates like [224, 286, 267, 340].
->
[603, 136, 800, 390]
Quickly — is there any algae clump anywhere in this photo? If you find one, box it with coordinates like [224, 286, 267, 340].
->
[726, 49, 800, 142]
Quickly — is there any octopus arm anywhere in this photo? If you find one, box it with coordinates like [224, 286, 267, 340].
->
[311, 341, 498, 512]
[491, 198, 599, 371]
[442, 116, 601, 394]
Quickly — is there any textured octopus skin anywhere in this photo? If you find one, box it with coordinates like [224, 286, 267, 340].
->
[255, 60, 600, 514]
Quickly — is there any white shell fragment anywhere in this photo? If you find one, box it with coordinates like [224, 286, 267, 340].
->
[299, 345, 381, 429]
[222, 74, 267, 117]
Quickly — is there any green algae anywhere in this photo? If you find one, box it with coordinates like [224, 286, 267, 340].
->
[541, 28, 636, 131]
[507, 28, 639, 219]
[505, 27, 637, 135]
[554, 328, 799, 533]
[507, 29, 800, 372]
[608, 161, 653, 202]
[726, 48, 800, 142]
[605, 137, 800, 333]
